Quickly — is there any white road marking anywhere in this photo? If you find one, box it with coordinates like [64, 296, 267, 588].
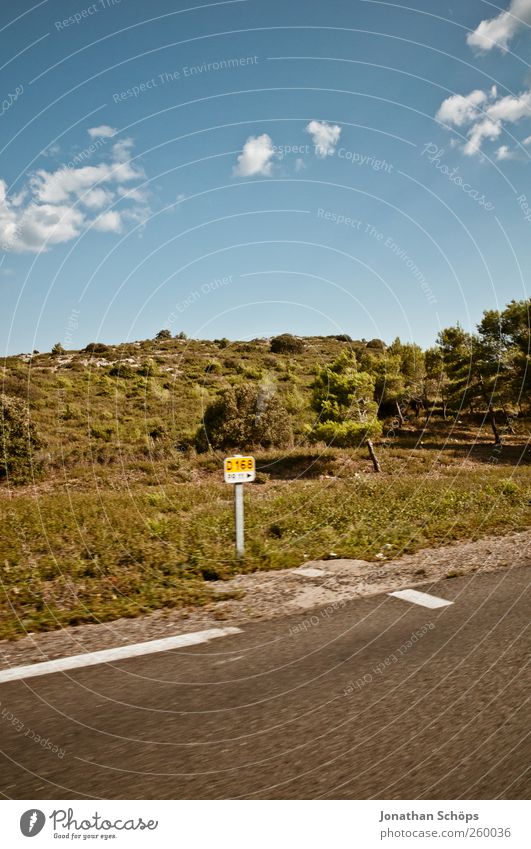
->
[215, 655, 244, 665]
[389, 589, 454, 609]
[0, 627, 242, 684]
[296, 568, 327, 577]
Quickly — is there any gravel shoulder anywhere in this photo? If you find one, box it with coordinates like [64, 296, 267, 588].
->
[1, 529, 529, 671]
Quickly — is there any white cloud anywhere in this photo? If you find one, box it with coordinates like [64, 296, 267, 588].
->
[10, 189, 27, 207]
[487, 90, 531, 122]
[464, 118, 502, 156]
[31, 164, 112, 204]
[41, 143, 61, 157]
[30, 138, 143, 206]
[496, 144, 516, 160]
[305, 120, 341, 157]
[294, 157, 306, 172]
[82, 187, 115, 209]
[123, 205, 151, 228]
[436, 90, 487, 127]
[436, 85, 531, 155]
[0, 134, 147, 253]
[467, 0, 531, 51]
[91, 210, 122, 232]
[523, 135, 531, 144]
[16, 203, 86, 251]
[233, 134, 275, 177]
[88, 125, 117, 139]
[117, 185, 148, 202]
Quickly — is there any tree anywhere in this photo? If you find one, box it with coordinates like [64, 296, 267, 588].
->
[196, 383, 292, 451]
[51, 342, 65, 356]
[360, 348, 405, 420]
[424, 346, 450, 418]
[477, 299, 530, 412]
[155, 329, 172, 341]
[0, 394, 44, 482]
[309, 350, 382, 446]
[436, 325, 502, 442]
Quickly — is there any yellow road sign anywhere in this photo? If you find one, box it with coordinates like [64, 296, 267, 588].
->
[224, 455, 256, 483]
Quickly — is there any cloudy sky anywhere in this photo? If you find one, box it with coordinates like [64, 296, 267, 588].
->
[1, 0, 530, 353]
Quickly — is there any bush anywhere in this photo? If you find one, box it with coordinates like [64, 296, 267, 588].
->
[270, 334, 304, 354]
[109, 362, 135, 378]
[155, 329, 172, 341]
[137, 359, 159, 377]
[51, 342, 65, 356]
[83, 342, 110, 354]
[309, 419, 382, 447]
[366, 338, 386, 350]
[0, 394, 44, 482]
[196, 383, 293, 451]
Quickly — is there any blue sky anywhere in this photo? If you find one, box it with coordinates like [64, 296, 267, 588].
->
[1, 0, 530, 354]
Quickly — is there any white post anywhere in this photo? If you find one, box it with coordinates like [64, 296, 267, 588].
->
[234, 483, 244, 559]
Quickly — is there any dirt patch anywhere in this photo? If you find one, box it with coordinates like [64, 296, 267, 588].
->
[0, 529, 529, 671]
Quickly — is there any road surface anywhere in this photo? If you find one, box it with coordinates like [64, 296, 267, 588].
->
[0, 568, 528, 799]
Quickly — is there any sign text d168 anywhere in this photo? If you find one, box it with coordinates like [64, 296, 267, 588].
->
[224, 455, 256, 483]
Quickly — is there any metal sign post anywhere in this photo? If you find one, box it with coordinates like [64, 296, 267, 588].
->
[234, 482, 244, 559]
[224, 455, 256, 559]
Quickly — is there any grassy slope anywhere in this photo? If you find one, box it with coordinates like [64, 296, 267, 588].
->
[1, 337, 530, 640]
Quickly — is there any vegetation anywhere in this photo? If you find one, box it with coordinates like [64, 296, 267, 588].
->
[197, 383, 293, 451]
[0, 394, 43, 483]
[1, 459, 529, 639]
[0, 298, 529, 639]
[155, 329, 173, 341]
[309, 350, 382, 445]
[270, 333, 305, 354]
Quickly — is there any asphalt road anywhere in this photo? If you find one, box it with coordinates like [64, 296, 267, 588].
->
[0, 568, 529, 799]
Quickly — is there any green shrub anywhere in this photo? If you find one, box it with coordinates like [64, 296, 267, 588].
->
[497, 478, 520, 497]
[83, 342, 110, 354]
[309, 419, 382, 447]
[90, 424, 114, 442]
[270, 334, 305, 354]
[137, 359, 159, 377]
[109, 362, 135, 378]
[196, 383, 293, 451]
[0, 394, 44, 482]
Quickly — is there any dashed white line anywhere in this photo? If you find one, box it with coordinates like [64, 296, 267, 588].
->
[388, 589, 454, 609]
[215, 655, 245, 665]
[0, 628, 242, 684]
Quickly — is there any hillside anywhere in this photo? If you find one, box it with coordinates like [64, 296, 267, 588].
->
[2, 333, 385, 481]
[1, 327, 530, 641]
